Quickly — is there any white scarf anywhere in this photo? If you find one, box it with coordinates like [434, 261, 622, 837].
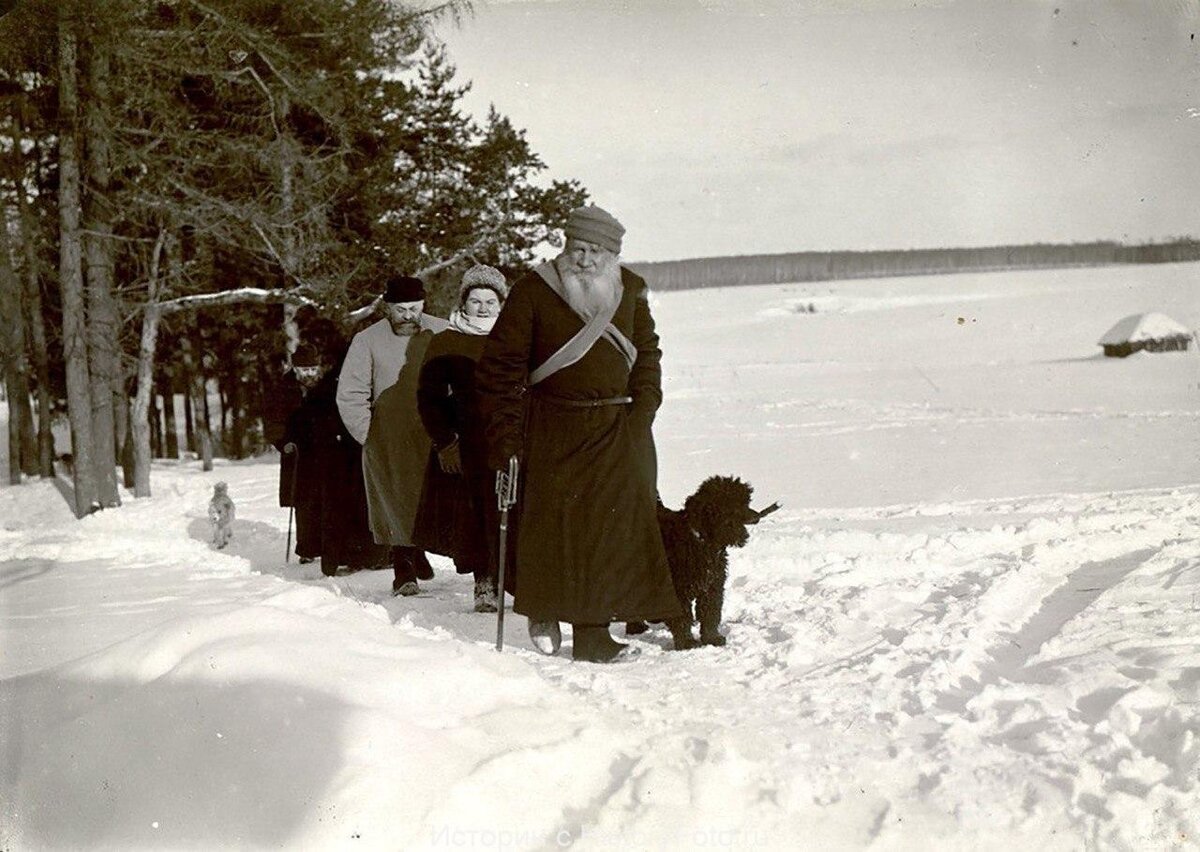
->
[447, 308, 497, 336]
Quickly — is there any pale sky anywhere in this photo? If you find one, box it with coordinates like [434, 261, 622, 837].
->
[436, 0, 1199, 262]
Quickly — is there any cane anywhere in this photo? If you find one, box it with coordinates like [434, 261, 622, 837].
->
[494, 455, 519, 652]
[284, 443, 299, 564]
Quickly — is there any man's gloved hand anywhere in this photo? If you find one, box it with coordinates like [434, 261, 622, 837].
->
[283, 442, 297, 454]
[488, 444, 521, 473]
[437, 438, 463, 475]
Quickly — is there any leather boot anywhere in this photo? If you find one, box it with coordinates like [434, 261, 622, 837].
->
[571, 624, 638, 663]
[391, 547, 419, 596]
[414, 550, 435, 581]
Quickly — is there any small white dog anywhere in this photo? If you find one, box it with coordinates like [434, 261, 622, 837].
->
[208, 482, 235, 549]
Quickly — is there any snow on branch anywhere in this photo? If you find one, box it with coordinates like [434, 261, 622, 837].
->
[415, 229, 498, 278]
[158, 287, 319, 314]
[148, 227, 498, 324]
[346, 296, 382, 326]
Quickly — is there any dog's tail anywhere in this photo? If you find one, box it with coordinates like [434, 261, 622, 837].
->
[746, 501, 781, 525]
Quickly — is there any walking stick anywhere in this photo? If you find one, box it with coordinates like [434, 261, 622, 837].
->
[284, 444, 299, 564]
[494, 455, 519, 652]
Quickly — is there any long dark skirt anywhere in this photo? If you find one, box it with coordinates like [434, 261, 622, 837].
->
[412, 455, 491, 574]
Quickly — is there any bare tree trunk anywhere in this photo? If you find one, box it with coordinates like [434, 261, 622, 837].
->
[136, 334, 162, 492]
[183, 381, 196, 453]
[180, 334, 213, 471]
[11, 115, 55, 479]
[0, 205, 34, 482]
[150, 397, 163, 459]
[83, 35, 120, 507]
[57, 7, 100, 516]
[160, 232, 180, 459]
[192, 236, 215, 464]
[131, 231, 166, 497]
[198, 429, 213, 470]
[201, 372, 212, 435]
[17, 392, 37, 474]
[4, 375, 21, 484]
[120, 401, 135, 488]
[0, 246, 28, 483]
[278, 93, 300, 365]
[160, 373, 179, 459]
[224, 374, 239, 459]
[114, 387, 130, 475]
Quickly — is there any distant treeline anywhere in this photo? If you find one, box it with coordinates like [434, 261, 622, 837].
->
[627, 239, 1200, 292]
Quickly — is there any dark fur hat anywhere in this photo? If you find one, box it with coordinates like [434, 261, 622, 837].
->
[383, 275, 425, 303]
[292, 342, 322, 367]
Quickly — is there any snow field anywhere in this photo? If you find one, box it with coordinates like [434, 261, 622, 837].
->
[1, 261, 1199, 849]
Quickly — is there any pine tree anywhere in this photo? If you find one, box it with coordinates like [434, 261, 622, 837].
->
[363, 45, 586, 312]
[1, 0, 587, 503]
[56, 0, 101, 515]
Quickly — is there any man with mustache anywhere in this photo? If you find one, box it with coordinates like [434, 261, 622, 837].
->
[476, 205, 680, 662]
[337, 274, 444, 596]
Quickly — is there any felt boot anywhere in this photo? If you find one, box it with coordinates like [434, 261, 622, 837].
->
[474, 578, 498, 613]
[528, 619, 562, 655]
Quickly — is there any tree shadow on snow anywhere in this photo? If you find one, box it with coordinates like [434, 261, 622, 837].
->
[49, 469, 79, 513]
[1, 672, 350, 848]
[0, 559, 58, 592]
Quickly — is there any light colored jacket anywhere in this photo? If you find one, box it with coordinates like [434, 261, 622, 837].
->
[336, 315, 446, 445]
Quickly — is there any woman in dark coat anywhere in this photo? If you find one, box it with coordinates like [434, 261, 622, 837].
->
[475, 205, 681, 662]
[263, 366, 306, 547]
[278, 342, 386, 575]
[412, 265, 509, 612]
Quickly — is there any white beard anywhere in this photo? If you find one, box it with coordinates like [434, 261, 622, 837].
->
[556, 255, 622, 319]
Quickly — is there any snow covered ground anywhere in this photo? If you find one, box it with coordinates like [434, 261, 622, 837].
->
[2, 263, 1199, 850]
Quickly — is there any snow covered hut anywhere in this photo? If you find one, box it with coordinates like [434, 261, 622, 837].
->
[1098, 313, 1193, 358]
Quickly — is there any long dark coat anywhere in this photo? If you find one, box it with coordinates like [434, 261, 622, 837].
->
[475, 266, 680, 624]
[411, 330, 498, 578]
[262, 372, 304, 508]
[274, 370, 385, 566]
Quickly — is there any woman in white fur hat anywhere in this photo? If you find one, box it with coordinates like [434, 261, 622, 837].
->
[412, 265, 509, 612]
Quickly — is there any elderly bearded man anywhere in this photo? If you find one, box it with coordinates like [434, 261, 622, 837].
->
[476, 205, 680, 662]
[337, 274, 445, 596]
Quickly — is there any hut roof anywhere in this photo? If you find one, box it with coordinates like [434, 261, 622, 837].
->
[1098, 312, 1192, 346]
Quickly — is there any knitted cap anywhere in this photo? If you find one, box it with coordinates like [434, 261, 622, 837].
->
[460, 264, 508, 303]
[292, 342, 322, 367]
[563, 205, 624, 255]
[383, 275, 425, 303]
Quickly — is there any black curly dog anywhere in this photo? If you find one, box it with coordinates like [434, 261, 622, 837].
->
[628, 476, 779, 650]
